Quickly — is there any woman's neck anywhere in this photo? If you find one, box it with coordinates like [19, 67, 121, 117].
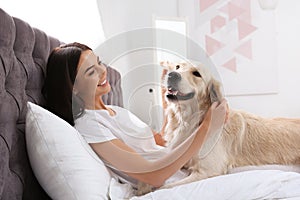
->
[95, 98, 115, 116]
[83, 96, 106, 110]
[84, 96, 115, 116]
[94, 98, 106, 110]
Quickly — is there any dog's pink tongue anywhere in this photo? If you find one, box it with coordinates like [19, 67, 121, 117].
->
[168, 89, 187, 97]
[168, 88, 178, 95]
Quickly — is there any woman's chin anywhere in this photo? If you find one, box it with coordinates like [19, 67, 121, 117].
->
[96, 84, 111, 96]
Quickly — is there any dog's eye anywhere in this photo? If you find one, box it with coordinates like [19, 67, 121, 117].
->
[176, 65, 180, 70]
[192, 71, 201, 77]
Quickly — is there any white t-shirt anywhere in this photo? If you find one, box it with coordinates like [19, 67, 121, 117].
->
[75, 106, 163, 152]
[74, 105, 188, 187]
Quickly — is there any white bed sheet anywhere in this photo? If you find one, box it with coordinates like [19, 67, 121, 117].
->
[109, 169, 300, 200]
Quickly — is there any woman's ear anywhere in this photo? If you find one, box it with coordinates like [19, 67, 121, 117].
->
[73, 79, 80, 95]
[73, 87, 79, 95]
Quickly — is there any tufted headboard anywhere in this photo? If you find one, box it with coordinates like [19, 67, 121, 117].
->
[0, 8, 123, 199]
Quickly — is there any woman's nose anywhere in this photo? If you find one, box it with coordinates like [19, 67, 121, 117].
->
[96, 64, 106, 77]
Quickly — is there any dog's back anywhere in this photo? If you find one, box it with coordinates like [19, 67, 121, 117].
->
[225, 110, 300, 167]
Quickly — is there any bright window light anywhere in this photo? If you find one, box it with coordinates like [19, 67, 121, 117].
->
[1, 0, 105, 49]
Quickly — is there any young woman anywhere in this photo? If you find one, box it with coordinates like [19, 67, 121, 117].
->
[42, 42, 228, 189]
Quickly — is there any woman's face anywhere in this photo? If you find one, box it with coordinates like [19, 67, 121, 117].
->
[74, 50, 111, 105]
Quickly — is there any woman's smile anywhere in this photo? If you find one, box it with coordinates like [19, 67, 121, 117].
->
[98, 79, 108, 87]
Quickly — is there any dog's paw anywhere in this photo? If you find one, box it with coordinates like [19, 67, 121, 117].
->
[159, 181, 184, 190]
[135, 182, 155, 196]
[159, 184, 173, 190]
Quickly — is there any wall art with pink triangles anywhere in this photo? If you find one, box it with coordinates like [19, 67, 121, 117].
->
[178, 0, 278, 96]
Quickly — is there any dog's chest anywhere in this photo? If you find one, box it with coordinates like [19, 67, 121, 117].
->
[165, 118, 199, 148]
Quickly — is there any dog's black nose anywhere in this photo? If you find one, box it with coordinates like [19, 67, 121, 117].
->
[168, 71, 181, 87]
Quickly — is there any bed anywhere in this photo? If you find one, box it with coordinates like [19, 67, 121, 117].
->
[1, 7, 300, 200]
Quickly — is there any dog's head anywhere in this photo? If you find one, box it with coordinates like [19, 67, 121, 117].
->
[160, 61, 223, 112]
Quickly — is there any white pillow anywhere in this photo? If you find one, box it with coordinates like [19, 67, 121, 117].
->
[25, 102, 111, 200]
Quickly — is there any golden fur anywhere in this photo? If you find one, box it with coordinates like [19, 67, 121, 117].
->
[159, 61, 300, 188]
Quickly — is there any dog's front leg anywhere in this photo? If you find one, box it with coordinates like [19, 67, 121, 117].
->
[160, 171, 209, 190]
[135, 182, 155, 196]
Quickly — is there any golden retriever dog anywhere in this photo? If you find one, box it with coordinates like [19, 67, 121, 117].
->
[157, 60, 300, 189]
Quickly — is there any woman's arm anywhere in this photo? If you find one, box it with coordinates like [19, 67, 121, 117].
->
[90, 100, 227, 187]
[90, 123, 207, 187]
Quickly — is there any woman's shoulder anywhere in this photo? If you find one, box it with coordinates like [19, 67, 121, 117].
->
[108, 105, 123, 110]
[74, 109, 103, 124]
[74, 110, 109, 131]
[108, 105, 130, 114]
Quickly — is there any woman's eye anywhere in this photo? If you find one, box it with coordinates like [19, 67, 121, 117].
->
[88, 70, 95, 76]
[192, 71, 201, 77]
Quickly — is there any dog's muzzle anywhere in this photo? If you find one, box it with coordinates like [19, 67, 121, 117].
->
[166, 71, 195, 101]
[167, 71, 181, 88]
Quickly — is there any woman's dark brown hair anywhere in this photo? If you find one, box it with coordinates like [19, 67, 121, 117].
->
[42, 42, 92, 126]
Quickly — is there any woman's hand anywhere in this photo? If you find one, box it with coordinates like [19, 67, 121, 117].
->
[154, 133, 166, 147]
[201, 99, 229, 139]
[224, 100, 230, 123]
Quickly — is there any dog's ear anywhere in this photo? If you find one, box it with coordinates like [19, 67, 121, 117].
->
[208, 78, 223, 103]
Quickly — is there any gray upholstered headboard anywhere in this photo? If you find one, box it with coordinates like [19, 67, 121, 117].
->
[0, 8, 123, 199]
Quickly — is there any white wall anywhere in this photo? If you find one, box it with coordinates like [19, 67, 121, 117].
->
[96, 0, 178, 37]
[227, 1, 300, 118]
